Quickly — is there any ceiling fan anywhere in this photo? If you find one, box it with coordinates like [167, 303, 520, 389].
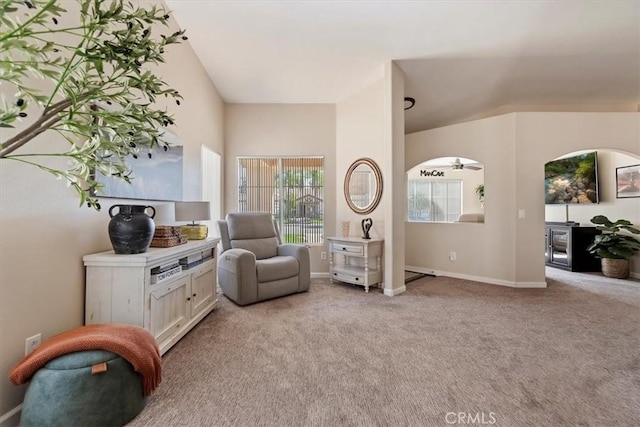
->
[426, 157, 483, 171]
[450, 157, 482, 171]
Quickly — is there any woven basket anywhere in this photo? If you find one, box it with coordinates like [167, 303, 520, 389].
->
[154, 225, 181, 237]
[601, 258, 630, 279]
[150, 235, 188, 248]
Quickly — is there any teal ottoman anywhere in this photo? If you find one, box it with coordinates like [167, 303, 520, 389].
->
[21, 350, 147, 427]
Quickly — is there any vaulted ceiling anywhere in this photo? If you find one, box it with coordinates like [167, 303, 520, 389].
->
[166, 0, 640, 134]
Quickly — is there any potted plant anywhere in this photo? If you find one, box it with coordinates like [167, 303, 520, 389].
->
[0, 0, 186, 210]
[475, 184, 485, 207]
[586, 215, 640, 278]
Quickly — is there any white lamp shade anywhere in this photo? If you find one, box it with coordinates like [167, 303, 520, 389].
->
[174, 201, 211, 222]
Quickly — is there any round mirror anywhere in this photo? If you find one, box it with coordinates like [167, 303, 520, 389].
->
[344, 157, 383, 214]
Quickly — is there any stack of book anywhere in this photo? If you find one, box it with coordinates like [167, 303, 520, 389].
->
[150, 261, 182, 284]
[179, 252, 203, 269]
[150, 225, 187, 248]
[178, 248, 211, 269]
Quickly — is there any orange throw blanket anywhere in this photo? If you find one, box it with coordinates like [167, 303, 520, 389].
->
[9, 324, 161, 396]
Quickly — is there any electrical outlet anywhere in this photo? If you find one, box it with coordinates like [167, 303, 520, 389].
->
[449, 251, 457, 262]
[25, 333, 41, 355]
[321, 251, 327, 260]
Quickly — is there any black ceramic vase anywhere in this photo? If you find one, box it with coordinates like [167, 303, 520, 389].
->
[108, 205, 156, 254]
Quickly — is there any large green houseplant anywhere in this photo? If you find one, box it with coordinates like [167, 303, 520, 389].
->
[0, 0, 185, 210]
[586, 215, 640, 278]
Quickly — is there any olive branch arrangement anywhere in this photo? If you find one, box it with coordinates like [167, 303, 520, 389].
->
[0, 0, 186, 209]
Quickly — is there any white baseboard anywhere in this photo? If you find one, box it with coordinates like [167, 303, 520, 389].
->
[311, 272, 330, 279]
[406, 265, 547, 288]
[0, 405, 21, 427]
[384, 285, 406, 296]
[445, 271, 547, 288]
[513, 281, 548, 288]
[630, 271, 640, 280]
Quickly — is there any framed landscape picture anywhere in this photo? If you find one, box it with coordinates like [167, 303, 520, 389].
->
[616, 164, 640, 199]
[94, 130, 184, 202]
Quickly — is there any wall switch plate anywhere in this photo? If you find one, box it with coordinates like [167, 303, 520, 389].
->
[25, 333, 41, 355]
[320, 251, 327, 260]
[449, 251, 456, 262]
[519, 209, 526, 219]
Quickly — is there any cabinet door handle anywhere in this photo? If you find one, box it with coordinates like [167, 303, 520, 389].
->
[193, 293, 197, 297]
[186, 297, 191, 301]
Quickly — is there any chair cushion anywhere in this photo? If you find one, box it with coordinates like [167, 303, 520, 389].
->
[455, 213, 485, 223]
[227, 213, 279, 259]
[227, 212, 276, 240]
[256, 256, 299, 282]
[232, 237, 279, 260]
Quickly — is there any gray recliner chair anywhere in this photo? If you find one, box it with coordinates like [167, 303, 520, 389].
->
[217, 212, 310, 306]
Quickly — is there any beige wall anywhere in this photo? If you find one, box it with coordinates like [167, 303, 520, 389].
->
[334, 78, 390, 290]
[515, 113, 640, 279]
[405, 114, 519, 284]
[0, 4, 224, 420]
[334, 66, 406, 294]
[383, 62, 406, 295]
[405, 112, 640, 285]
[223, 104, 337, 274]
[336, 79, 386, 238]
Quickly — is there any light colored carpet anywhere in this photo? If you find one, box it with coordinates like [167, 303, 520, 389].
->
[128, 269, 640, 426]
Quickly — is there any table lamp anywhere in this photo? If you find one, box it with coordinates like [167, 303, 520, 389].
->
[174, 201, 211, 240]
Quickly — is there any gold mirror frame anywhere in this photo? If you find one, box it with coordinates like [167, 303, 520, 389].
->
[344, 157, 383, 215]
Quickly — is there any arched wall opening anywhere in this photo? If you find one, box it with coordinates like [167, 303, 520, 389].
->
[543, 149, 640, 276]
[406, 157, 485, 223]
[406, 112, 640, 286]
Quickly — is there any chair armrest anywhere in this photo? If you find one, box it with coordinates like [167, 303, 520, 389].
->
[217, 248, 258, 306]
[278, 244, 310, 292]
[277, 244, 307, 258]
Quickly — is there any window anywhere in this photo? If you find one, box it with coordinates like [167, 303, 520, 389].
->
[238, 156, 324, 244]
[201, 146, 221, 236]
[407, 179, 461, 222]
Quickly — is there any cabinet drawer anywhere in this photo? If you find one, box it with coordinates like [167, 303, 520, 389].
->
[332, 243, 364, 256]
[332, 270, 364, 285]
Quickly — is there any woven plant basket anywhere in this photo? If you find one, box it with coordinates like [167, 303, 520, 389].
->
[601, 258, 630, 279]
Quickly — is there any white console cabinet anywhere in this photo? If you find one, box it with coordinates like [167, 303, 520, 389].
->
[327, 237, 383, 293]
[83, 238, 220, 354]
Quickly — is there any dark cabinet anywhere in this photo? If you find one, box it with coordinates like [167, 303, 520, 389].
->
[545, 222, 601, 272]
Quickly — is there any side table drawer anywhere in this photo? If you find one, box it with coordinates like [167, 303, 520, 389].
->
[332, 270, 364, 285]
[331, 243, 364, 256]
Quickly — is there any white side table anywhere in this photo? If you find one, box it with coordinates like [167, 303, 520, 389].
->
[327, 237, 383, 293]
